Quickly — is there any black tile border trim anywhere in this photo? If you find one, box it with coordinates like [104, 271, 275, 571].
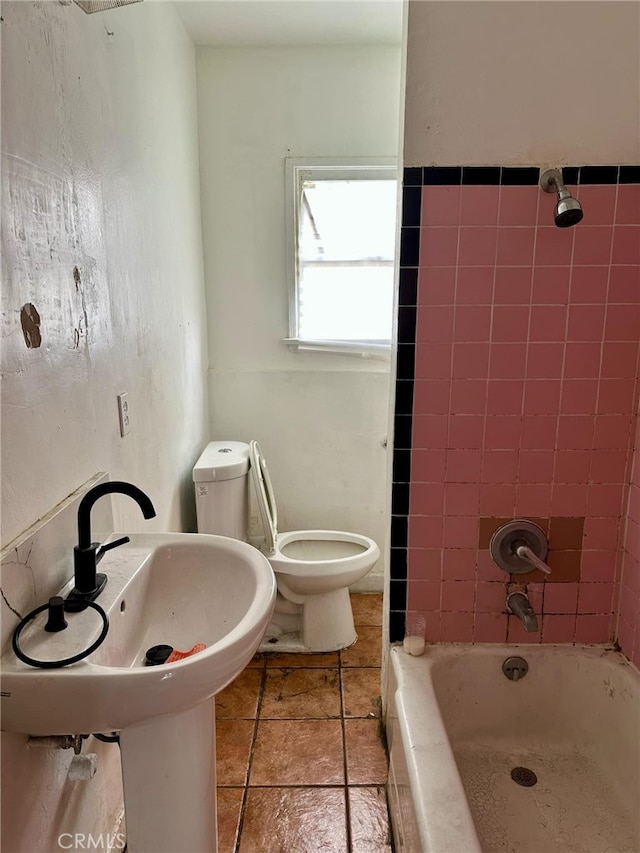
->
[410, 165, 640, 186]
[620, 166, 640, 184]
[389, 162, 639, 634]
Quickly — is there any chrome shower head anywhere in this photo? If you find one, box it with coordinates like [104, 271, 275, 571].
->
[540, 168, 583, 228]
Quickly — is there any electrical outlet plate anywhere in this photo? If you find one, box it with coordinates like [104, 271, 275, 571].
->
[117, 393, 131, 436]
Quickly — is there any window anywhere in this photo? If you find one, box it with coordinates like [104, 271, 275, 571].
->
[285, 159, 398, 355]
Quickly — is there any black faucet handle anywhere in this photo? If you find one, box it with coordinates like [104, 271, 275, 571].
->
[98, 536, 131, 557]
[44, 596, 68, 632]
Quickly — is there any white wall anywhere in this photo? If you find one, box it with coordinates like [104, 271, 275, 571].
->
[1, 1, 209, 547]
[404, 1, 640, 166]
[1, 1, 208, 848]
[196, 45, 403, 589]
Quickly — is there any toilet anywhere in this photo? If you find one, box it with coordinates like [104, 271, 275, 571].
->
[193, 440, 379, 652]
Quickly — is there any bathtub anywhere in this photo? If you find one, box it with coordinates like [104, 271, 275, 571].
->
[385, 644, 640, 853]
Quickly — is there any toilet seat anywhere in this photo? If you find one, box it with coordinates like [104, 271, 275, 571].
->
[248, 441, 380, 596]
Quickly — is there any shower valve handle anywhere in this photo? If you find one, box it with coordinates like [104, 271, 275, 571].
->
[514, 544, 552, 575]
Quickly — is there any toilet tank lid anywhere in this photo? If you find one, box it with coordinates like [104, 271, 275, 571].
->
[192, 441, 250, 482]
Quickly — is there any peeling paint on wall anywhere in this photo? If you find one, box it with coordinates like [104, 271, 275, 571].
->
[19, 303, 41, 348]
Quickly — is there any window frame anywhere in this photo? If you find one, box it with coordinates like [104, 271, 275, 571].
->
[284, 157, 399, 357]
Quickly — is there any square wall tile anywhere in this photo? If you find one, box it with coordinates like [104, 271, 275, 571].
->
[418, 266, 457, 306]
[445, 449, 483, 483]
[420, 227, 459, 266]
[494, 267, 532, 304]
[569, 266, 608, 303]
[444, 482, 481, 515]
[454, 305, 492, 342]
[526, 343, 564, 379]
[407, 548, 441, 581]
[417, 305, 455, 342]
[457, 266, 495, 305]
[440, 611, 474, 642]
[496, 227, 535, 266]
[458, 227, 497, 266]
[485, 415, 523, 447]
[534, 227, 574, 266]
[476, 581, 507, 613]
[441, 580, 476, 611]
[543, 582, 579, 614]
[479, 483, 517, 516]
[529, 305, 567, 342]
[474, 612, 508, 643]
[572, 227, 613, 265]
[514, 484, 552, 517]
[460, 185, 500, 226]
[593, 416, 632, 451]
[498, 186, 539, 226]
[441, 548, 477, 581]
[605, 304, 640, 342]
[577, 583, 614, 615]
[448, 415, 484, 449]
[542, 615, 576, 643]
[452, 343, 490, 379]
[567, 304, 606, 341]
[491, 305, 530, 342]
[422, 186, 461, 226]
[532, 266, 571, 303]
[615, 184, 640, 225]
[612, 225, 640, 264]
[443, 515, 480, 548]
[574, 185, 616, 226]
[575, 614, 612, 644]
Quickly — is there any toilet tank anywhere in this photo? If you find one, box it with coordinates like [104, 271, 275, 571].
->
[193, 441, 250, 540]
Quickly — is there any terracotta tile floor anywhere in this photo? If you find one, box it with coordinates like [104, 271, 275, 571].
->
[214, 593, 392, 853]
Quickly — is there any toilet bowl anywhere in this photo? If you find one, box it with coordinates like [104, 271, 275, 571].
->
[249, 441, 380, 652]
[192, 440, 379, 653]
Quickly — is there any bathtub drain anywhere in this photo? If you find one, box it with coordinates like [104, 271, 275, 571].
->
[511, 767, 538, 787]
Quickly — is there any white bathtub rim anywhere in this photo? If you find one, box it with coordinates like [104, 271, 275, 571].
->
[391, 648, 483, 853]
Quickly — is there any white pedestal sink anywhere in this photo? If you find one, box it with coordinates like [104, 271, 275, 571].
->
[0, 533, 276, 853]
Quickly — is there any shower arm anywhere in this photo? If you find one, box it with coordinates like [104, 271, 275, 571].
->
[540, 168, 569, 197]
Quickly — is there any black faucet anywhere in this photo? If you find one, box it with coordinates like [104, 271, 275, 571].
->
[67, 481, 156, 610]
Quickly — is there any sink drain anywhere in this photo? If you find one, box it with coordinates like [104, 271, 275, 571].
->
[511, 766, 538, 787]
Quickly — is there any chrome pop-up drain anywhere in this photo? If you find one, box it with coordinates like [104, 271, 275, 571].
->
[502, 656, 528, 681]
[511, 766, 538, 787]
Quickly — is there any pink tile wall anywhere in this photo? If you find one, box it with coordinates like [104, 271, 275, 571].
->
[618, 416, 640, 667]
[408, 180, 640, 645]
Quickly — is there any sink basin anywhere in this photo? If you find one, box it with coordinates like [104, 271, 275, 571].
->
[1, 532, 276, 735]
[1, 532, 276, 852]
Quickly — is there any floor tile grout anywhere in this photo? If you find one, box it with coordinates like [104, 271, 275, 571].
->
[222, 595, 389, 853]
[231, 660, 267, 853]
[339, 644, 354, 853]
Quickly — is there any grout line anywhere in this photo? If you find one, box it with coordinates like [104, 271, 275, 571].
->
[338, 646, 354, 853]
[232, 660, 267, 853]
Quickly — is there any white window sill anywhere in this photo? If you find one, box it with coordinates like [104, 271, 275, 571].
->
[283, 338, 392, 359]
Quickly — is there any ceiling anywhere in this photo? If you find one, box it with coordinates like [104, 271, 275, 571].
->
[171, 0, 404, 46]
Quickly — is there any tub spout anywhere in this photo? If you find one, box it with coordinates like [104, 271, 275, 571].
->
[507, 591, 538, 632]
